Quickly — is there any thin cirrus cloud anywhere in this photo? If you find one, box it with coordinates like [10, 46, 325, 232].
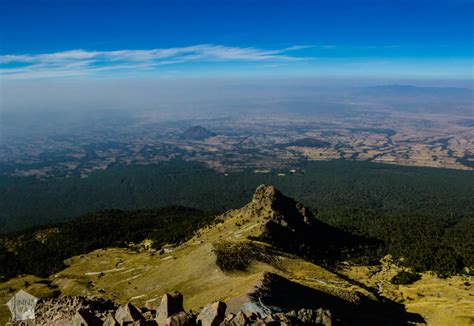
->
[0, 44, 312, 79]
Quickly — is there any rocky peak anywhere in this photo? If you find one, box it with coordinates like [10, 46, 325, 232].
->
[251, 184, 280, 204]
[216, 185, 363, 266]
[240, 184, 314, 228]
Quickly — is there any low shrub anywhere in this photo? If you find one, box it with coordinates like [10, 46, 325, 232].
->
[390, 271, 421, 285]
[213, 241, 277, 272]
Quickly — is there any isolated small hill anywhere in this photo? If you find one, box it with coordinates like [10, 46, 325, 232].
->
[181, 125, 216, 140]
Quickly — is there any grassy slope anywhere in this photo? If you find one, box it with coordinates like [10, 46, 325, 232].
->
[344, 266, 474, 326]
[1, 205, 472, 325]
[0, 207, 367, 323]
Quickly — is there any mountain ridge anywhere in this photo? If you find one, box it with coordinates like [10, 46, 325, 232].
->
[1, 185, 472, 325]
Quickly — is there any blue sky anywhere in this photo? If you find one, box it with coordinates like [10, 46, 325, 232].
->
[0, 0, 472, 79]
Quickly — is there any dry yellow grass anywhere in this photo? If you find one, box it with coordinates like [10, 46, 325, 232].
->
[343, 265, 474, 326]
[1, 204, 472, 325]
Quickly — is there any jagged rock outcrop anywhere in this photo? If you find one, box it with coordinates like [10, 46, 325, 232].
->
[222, 184, 314, 228]
[219, 184, 375, 264]
[216, 184, 319, 257]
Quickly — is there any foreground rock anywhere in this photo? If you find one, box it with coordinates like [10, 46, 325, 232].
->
[72, 310, 104, 326]
[115, 302, 145, 325]
[7, 296, 117, 325]
[7, 291, 332, 325]
[222, 308, 331, 325]
[156, 291, 190, 326]
[196, 301, 226, 326]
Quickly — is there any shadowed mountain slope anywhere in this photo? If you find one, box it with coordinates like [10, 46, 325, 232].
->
[220, 184, 380, 265]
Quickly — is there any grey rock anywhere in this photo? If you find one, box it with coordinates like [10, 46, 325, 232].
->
[166, 311, 192, 326]
[114, 303, 145, 324]
[102, 314, 118, 326]
[72, 309, 103, 326]
[196, 301, 226, 326]
[220, 311, 247, 325]
[156, 292, 185, 326]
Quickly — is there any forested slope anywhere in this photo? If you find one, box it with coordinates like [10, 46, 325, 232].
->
[1, 159, 472, 231]
[0, 206, 215, 279]
[0, 159, 473, 275]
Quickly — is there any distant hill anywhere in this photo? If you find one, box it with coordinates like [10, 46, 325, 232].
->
[181, 125, 216, 140]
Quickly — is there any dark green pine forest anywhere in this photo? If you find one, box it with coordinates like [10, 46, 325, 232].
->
[0, 159, 473, 278]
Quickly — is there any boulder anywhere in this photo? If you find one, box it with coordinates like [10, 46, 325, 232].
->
[289, 308, 332, 325]
[156, 292, 185, 326]
[196, 301, 226, 326]
[221, 308, 331, 325]
[102, 314, 119, 326]
[263, 312, 290, 324]
[315, 308, 332, 325]
[142, 310, 156, 320]
[114, 303, 145, 324]
[220, 311, 248, 325]
[145, 300, 159, 312]
[166, 311, 192, 326]
[222, 313, 235, 324]
[71, 309, 103, 326]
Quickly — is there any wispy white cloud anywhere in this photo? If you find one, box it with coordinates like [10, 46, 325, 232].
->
[0, 44, 312, 79]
